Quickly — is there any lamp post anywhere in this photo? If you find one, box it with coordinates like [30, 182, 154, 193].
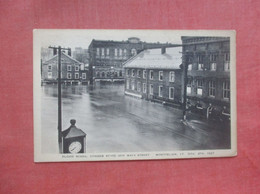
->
[182, 51, 190, 121]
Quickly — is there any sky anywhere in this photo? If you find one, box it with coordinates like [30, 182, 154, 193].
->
[36, 29, 184, 51]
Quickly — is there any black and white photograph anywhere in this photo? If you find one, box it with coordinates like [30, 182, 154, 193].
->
[33, 30, 236, 162]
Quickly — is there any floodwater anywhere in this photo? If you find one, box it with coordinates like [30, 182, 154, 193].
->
[41, 83, 230, 154]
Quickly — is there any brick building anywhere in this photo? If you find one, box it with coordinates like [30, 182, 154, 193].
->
[124, 47, 182, 106]
[88, 37, 179, 84]
[181, 36, 231, 117]
[41, 52, 88, 85]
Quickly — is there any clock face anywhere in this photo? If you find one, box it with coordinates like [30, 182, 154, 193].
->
[68, 141, 82, 154]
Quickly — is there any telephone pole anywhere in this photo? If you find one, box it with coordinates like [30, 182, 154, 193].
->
[48, 46, 71, 153]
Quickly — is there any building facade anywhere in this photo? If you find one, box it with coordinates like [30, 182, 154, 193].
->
[88, 37, 179, 84]
[124, 47, 182, 106]
[42, 52, 88, 85]
[181, 36, 231, 118]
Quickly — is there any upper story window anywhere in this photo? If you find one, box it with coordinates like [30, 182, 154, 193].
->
[143, 70, 146, 79]
[101, 48, 105, 57]
[188, 64, 192, 71]
[67, 73, 71, 79]
[149, 70, 153, 80]
[223, 81, 230, 100]
[115, 49, 118, 57]
[159, 86, 163, 97]
[132, 69, 135, 77]
[75, 73, 79, 79]
[169, 71, 175, 82]
[198, 55, 204, 64]
[96, 48, 100, 56]
[210, 63, 217, 71]
[127, 69, 130, 76]
[210, 54, 217, 62]
[131, 48, 137, 56]
[169, 87, 174, 100]
[224, 53, 230, 62]
[209, 80, 216, 97]
[123, 49, 127, 58]
[137, 70, 141, 78]
[67, 65, 71, 71]
[198, 63, 204, 71]
[106, 48, 109, 56]
[119, 49, 122, 57]
[47, 72, 52, 79]
[48, 65, 52, 71]
[159, 71, 163, 81]
[82, 73, 86, 79]
[196, 80, 203, 95]
[187, 79, 192, 94]
[75, 65, 79, 71]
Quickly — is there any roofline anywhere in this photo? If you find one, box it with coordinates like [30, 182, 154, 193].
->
[43, 52, 83, 64]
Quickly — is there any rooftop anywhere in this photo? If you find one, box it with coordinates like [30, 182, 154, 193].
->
[123, 47, 182, 69]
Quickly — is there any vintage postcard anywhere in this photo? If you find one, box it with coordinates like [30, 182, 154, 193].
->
[34, 30, 236, 162]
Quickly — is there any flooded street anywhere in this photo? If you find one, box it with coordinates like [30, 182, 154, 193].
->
[41, 84, 230, 154]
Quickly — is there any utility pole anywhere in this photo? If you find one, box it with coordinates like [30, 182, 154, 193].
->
[48, 46, 71, 153]
[182, 51, 189, 121]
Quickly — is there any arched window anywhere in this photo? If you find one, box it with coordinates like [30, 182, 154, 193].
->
[102, 72, 105, 77]
[114, 72, 118, 77]
[131, 48, 137, 56]
[96, 72, 100, 77]
[119, 70, 122, 77]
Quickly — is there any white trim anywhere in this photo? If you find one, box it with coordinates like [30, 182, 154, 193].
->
[159, 85, 163, 97]
[169, 87, 174, 100]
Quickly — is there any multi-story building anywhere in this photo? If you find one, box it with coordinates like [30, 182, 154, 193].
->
[88, 37, 179, 84]
[41, 51, 88, 85]
[124, 47, 182, 106]
[72, 47, 89, 64]
[181, 36, 231, 118]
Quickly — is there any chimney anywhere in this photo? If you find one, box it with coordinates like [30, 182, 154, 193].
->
[161, 47, 166, 54]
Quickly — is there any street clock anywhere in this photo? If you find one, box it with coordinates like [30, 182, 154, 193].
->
[61, 119, 86, 154]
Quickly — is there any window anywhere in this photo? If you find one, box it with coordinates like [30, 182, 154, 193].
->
[75, 65, 79, 71]
[159, 71, 163, 81]
[115, 49, 118, 57]
[198, 63, 204, 70]
[143, 83, 146, 93]
[127, 69, 130, 76]
[169, 71, 175, 82]
[143, 70, 146, 79]
[131, 49, 137, 56]
[159, 86, 163, 97]
[137, 70, 141, 78]
[82, 73, 86, 79]
[96, 48, 100, 56]
[123, 49, 127, 58]
[137, 82, 141, 92]
[210, 63, 217, 71]
[106, 72, 110, 77]
[101, 72, 105, 77]
[196, 80, 203, 95]
[187, 79, 192, 94]
[75, 73, 79, 79]
[210, 54, 217, 62]
[131, 80, 135, 90]
[119, 71, 123, 77]
[150, 70, 153, 80]
[126, 79, 130, 89]
[224, 53, 230, 62]
[209, 80, 216, 97]
[47, 72, 52, 79]
[132, 69, 135, 77]
[224, 53, 230, 72]
[223, 81, 230, 100]
[67, 65, 71, 71]
[67, 73, 71, 79]
[96, 72, 100, 77]
[224, 62, 230, 71]
[101, 48, 105, 56]
[150, 84, 153, 95]
[188, 64, 192, 71]
[198, 55, 204, 63]
[119, 49, 122, 57]
[169, 87, 174, 99]
[106, 48, 109, 56]
[48, 65, 52, 70]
